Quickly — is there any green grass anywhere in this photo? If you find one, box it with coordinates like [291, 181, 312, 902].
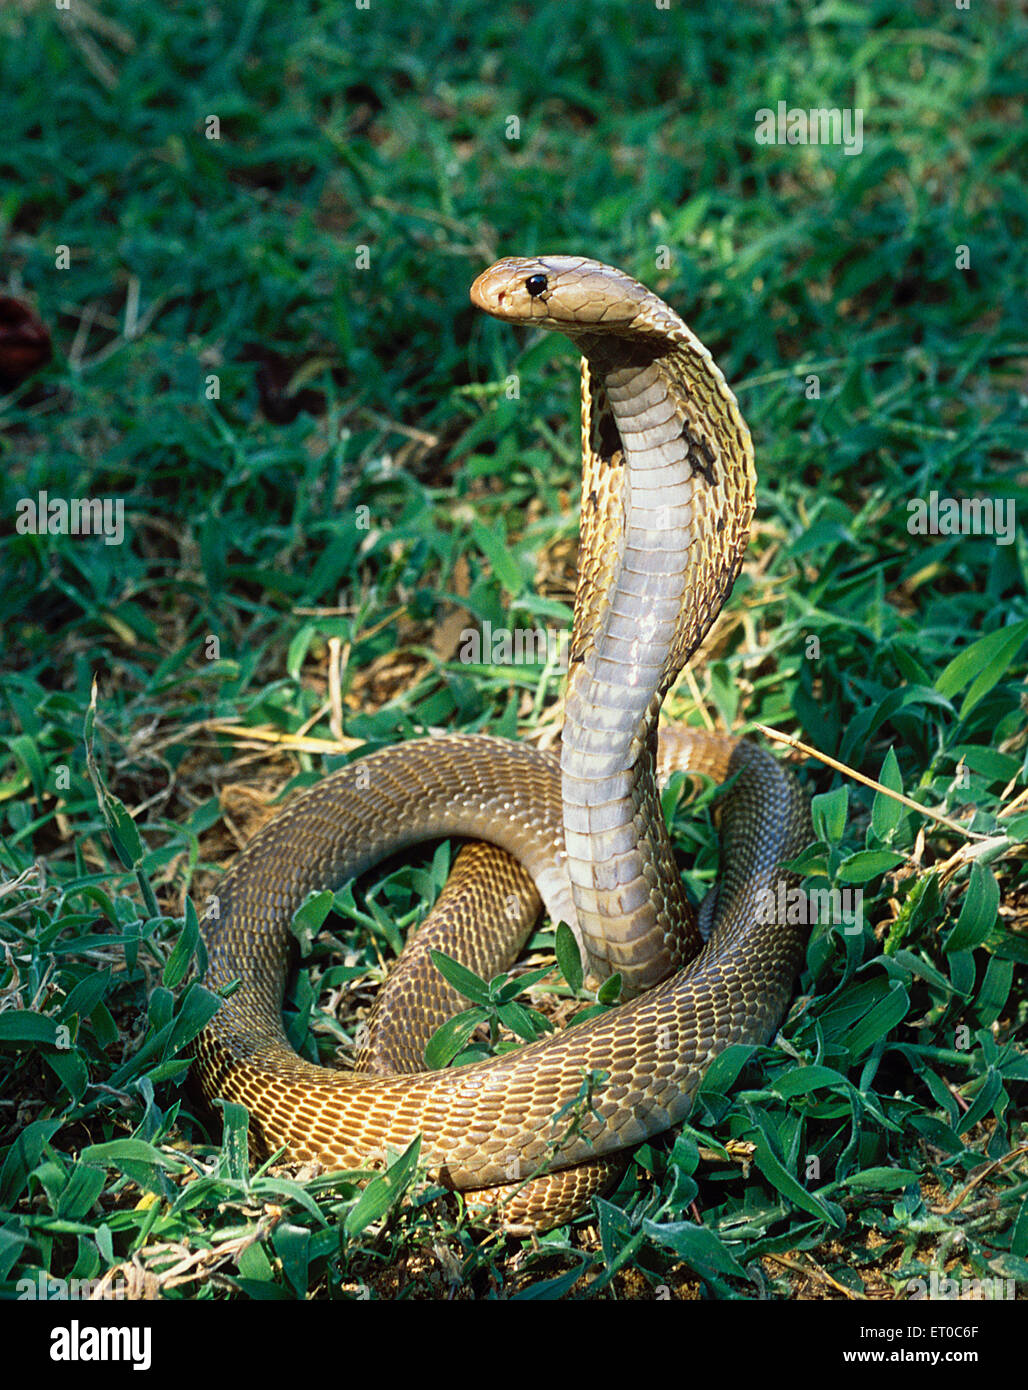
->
[1, 0, 1026, 1302]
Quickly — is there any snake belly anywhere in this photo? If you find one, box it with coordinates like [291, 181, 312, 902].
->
[194, 256, 811, 1229]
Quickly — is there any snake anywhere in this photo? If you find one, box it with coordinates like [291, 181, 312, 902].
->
[194, 255, 811, 1231]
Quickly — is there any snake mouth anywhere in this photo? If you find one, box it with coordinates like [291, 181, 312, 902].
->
[469, 256, 562, 321]
[469, 263, 519, 316]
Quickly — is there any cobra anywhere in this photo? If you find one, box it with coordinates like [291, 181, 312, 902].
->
[194, 256, 811, 1230]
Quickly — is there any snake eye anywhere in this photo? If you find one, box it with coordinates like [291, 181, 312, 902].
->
[525, 273, 548, 298]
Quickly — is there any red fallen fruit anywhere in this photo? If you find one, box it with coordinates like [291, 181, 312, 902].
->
[0, 296, 52, 388]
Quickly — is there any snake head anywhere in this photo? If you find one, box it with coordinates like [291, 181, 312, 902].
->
[470, 256, 660, 337]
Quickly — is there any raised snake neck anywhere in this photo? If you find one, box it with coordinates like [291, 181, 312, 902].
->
[194, 256, 810, 1230]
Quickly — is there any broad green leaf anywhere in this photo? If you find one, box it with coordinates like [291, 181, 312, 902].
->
[44, 1049, 89, 1100]
[218, 1100, 251, 1183]
[80, 1138, 181, 1191]
[565, 1003, 608, 1028]
[429, 950, 491, 1004]
[975, 956, 1014, 1025]
[951, 746, 1020, 780]
[59, 969, 113, 1023]
[511, 1263, 591, 1299]
[101, 790, 144, 869]
[80, 1138, 179, 1167]
[957, 1068, 1004, 1135]
[0, 1120, 62, 1207]
[811, 786, 848, 844]
[555, 921, 583, 993]
[596, 1199, 642, 1277]
[1001, 813, 1028, 845]
[888, 949, 952, 994]
[0, 1225, 27, 1283]
[837, 850, 906, 883]
[908, 1114, 964, 1155]
[471, 519, 525, 595]
[8, 734, 46, 800]
[141, 1057, 193, 1084]
[871, 747, 904, 839]
[840, 985, 909, 1058]
[945, 861, 1000, 952]
[839, 1167, 919, 1190]
[0, 1013, 62, 1046]
[164, 897, 202, 988]
[286, 624, 316, 682]
[772, 1065, 850, 1099]
[947, 949, 976, 998]
[694, 1043, 756, 1099]
[424, 1010, 483, 1069]
[1011, 1198, 1028, 1258]
[167, 984, 223, 1052]
[290, 890, 335, 956]
[935, 620, 1028, 717]
[751, 1138, 845, 1227]
[642, 1219, 750, 1282]
[344, 1137, 421, 1236]
[596, 972, 622, 1005]
[238, 1241, 275, 1283]
[985, 922, 1028, 964]
[272, 1222, 311, 1298]
[494, 966, 553, 1003]
[54, 1164, 107, 1221]
[495, 1000, 549, 1042]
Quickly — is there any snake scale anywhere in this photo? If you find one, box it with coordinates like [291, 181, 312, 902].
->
[195, 256, 811, 1230]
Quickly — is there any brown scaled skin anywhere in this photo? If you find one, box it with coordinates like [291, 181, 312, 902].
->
[194, 257, 811, 1232]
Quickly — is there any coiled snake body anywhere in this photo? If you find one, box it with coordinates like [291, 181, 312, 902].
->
[195, 257, 810, 1229]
